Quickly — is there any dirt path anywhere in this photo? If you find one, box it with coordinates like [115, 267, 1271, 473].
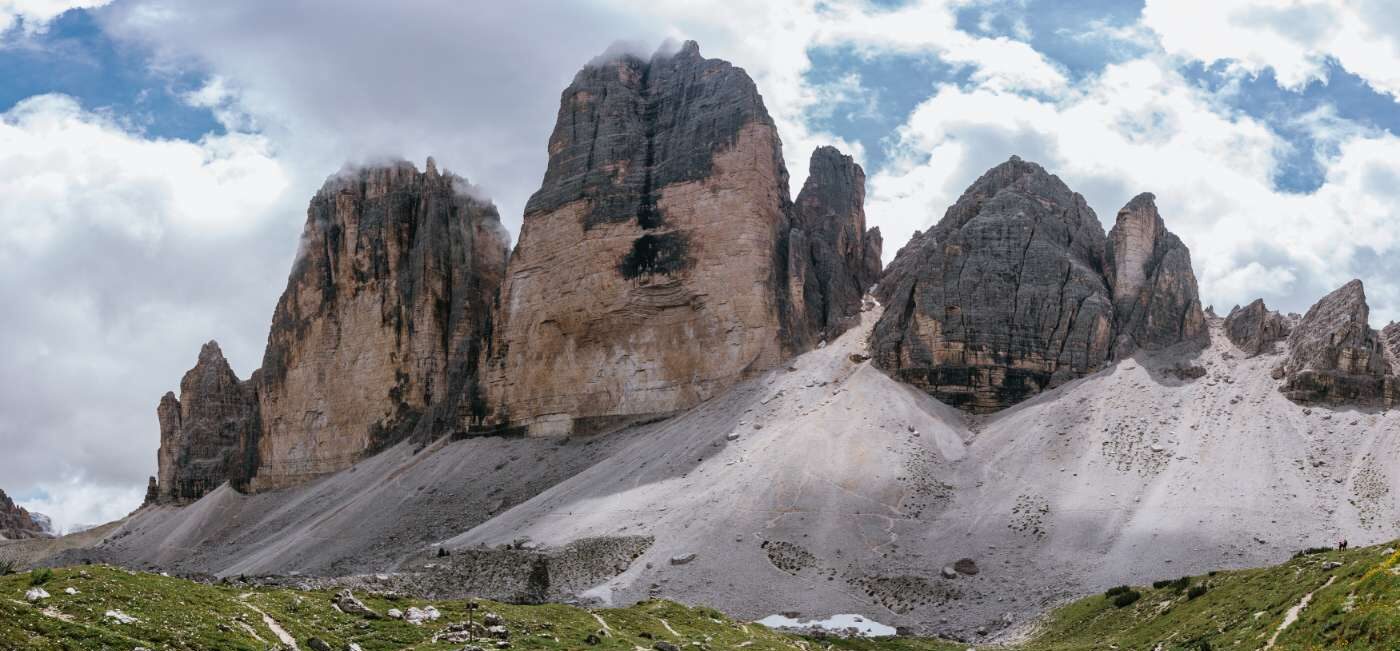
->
[1264, 575, 1336, 649]
[239, 592, 299, 649]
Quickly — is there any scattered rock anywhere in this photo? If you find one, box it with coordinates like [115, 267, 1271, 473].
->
[307, 638, 332, 651]
[334, 589, 381, 619]
[654, 642, 681, 651]
[941, 566, 958, 579]
[387, 608, 403, 620]
[405, 605, 442, 625]
[104, 609, 138, 624]
[670, 553, 698, 565]
[25, 587, 49, 602]
[953, 558, 980, 575]
[63, 587, 78, 595]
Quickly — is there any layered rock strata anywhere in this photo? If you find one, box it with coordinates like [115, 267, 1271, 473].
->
[870, 157, 1117, 413]
[1223, 299, 1291, 357]
[1275, 279, 1399, 406]
[1105, 193, 1206, 355]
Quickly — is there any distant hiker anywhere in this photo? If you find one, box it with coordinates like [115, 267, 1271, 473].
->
[1341, 539, 1348, 550]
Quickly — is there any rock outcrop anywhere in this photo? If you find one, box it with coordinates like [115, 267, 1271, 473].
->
[482, 41, 833, 435]
[251, 159, 510, 489]
[1223, 299, 1291, 357]
[870, 157, 1116, 413]
[786, 146, 883, 347]
[1105, 193, 1206, 355]
[0, 489, 49, 540]
[1276, 280, 1398, 406]
[154, 341, 260, 503]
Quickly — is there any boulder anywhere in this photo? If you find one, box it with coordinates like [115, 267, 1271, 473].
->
[333, 589, 381, 619]
[871, 157, 1115, 412]
[1224, 299, 1292, 357]
[1276, 280, 1399, 407]
[153, 341, 260, 503]
[24, 587, 49, 602]
[1105, 193, 1206, 355]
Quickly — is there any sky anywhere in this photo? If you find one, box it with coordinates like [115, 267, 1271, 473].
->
[3, 0, 1400, 531]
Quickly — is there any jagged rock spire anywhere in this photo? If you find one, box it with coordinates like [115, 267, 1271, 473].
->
[1276, 279, 1398, 406]
[1106, 192, 1206, 355]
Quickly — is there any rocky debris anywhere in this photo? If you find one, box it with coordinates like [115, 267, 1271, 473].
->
[654, 643, 680, 651]
[940, 566, 958, 579]
[1276, 280, 1399, 407]
[333, 589, 381, 619]
[953, 558, 980, 575]
[152, 341, 260, 503]
[787, 146, 883, 347]
[1105, 193, 1206, 355]
[63, 587, 78, 595]
[306, 637, 332, 651]
[482, 41, 855, 436]
[1382, 322, 1400, 368]
[251, 159, 510, 490]
[871, 157, 1115, 412]
[0, 488, 50, 540]
[25, 587, 49, 602]
[405, 605, 442, 625]
[104, 609, 138, 624]
[1224, 299, 1292, 357]
[669, 552, 697, 565]
[387, 608, 403, 619]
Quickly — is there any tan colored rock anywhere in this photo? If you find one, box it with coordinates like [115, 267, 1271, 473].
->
[251, 159, 509, 489]
[481, 42, 798, 435]
[1105, 193, 1207, 355]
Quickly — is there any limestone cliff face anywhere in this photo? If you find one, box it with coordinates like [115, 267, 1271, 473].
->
[1105, 193, 1206, 355]
[1224, 299, 1291, 357]
[871, 157, 1116, 413]
[154, 341, 259, 503]
[251, 159, 510, 489]
[0, 489, 48, 540]
[1276, 279, 1398, 406]
[483, 41, 804, 435]
[787, 146, 883, 347]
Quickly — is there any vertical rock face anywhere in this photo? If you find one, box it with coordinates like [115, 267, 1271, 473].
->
[871, 157, 1116, 413]
[251, 159, 510, 489]
[1382, 321, 1400, 367]
[154, 341, 259, 503]
[0, 489, 48, 540]
[483, 41, 802, 435]
[1224, 299, 1291, 357]
[1276, 280, 1398, 406]
[786, 146, 883, 347]
[1105, 193, 1206, 355]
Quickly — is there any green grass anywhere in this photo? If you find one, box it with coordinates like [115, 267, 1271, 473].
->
[2, 539, 1396, 651]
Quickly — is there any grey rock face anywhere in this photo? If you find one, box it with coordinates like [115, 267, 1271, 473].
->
[1224, 299, 1291, 357]
[871, 156, 1115, 413]
[1105, 193, 1206, 355]
[1382, 321, 1400, 368]
[787, 146, 883, 346]
[154, 341, 260, 504]
[1276, 280, 1398, 406]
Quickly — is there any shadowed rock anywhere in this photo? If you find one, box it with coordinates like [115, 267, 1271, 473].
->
[1224, 299, 1291, 357]
[250, 159, 509, 489]
[787, 146, 883, 347]
[0, 489, 49, 540]
[1105, 193, 1206, 355]
[1276, 279, 1398, 406]
[871, 156, 1115, 413]
[154, 341, 260, 503]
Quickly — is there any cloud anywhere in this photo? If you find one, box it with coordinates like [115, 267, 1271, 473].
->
[864, 53, 1400, 322]
[0, 93, 289, 531]
[0, 0, 113, 37]
[1143, 0, 1400, 99]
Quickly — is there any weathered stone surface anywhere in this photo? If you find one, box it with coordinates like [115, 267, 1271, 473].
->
[0, 488, 48, 540]
[154, 341, 260, 503]
[252, 159, 510, 489]
[1382, 321, 1400, 368]
[871, 156, 1115, 413]
[1105, 193, 1206, 355]
[1224, 299, 1291, 357]
[482, 41, 805, 435]
[787, 146, 883, 347]
[1276, 280, 1398, 406]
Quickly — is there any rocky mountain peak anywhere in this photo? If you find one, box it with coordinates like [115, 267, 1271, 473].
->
[153, 338, 259, 503]
[1106, 192, 1206, 355]
[1276, 279, 1397, 406]
[0, 488, 49, 540]
[871, 156, 1115, 413]
[1223, 298, 1291, 357]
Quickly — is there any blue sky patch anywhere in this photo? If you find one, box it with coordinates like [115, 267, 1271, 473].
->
[0, 9, 221, 141]
[956, 0, 1147, 79]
